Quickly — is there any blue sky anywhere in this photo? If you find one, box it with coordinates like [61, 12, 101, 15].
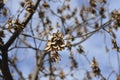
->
[1, 0, 120, 80]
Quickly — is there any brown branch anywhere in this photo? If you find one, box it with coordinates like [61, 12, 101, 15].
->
[21, 33, 46, 41]
[71, 20, 112, 46]
[0, 59, 4, 79]
[31, 51, 47, 80]
[1, 48, 13, 80]
[1, 0, 41, 80]
[5, 0, 41, 49]
[48, 53, 54, 80]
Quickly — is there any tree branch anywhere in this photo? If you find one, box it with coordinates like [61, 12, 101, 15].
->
[5, 0, 41, 49]
[31, 51, 47, 80]
[1, 0, 41, 80]
[1, 48, 13, 80]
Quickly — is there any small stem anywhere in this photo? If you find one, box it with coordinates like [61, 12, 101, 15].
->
[116, 52, 120, 75]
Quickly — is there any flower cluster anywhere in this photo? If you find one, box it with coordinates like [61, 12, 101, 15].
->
[45, 32, 65, 52]
[45, 32, 65, 62]
[111, 10, 120, 27]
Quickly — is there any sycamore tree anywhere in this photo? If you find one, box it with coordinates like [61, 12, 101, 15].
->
[0, 0, 120, 80]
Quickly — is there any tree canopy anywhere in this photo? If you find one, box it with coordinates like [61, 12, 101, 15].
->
[0, 0, 120, 80]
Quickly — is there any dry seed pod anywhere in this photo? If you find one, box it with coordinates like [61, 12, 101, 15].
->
[45, 17, 51, 24]
[2, 8, 8, 16]
[90, 7, 96, 14]
[94, 22, 99, 29]
[74, 17, 79, 24]
[72, 8, 77, 16]
[99, 7, 105, 15]
[50, 51, 61, 62]
[56, 22, 60, 27]
[20, 1, 25, 7]
[45, 32, 65, 52]
[59, 70, 65, 79]
[90, 57, 101, 76]
[66, 4, 70, 10]
[77, 45, 85, 53]
[26, 1, 34, 13]
[57, 8, 63, 14]
[66, 14, 71, 19]
[70, 56, 78, 69]
[13, 19, 24, 31]
[89, 0, 96, 7]
[42, 1, 50, 8]
[86, 71, 92, 79]
[61, 16, 66, 22]
[39, 11, 45, 18]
